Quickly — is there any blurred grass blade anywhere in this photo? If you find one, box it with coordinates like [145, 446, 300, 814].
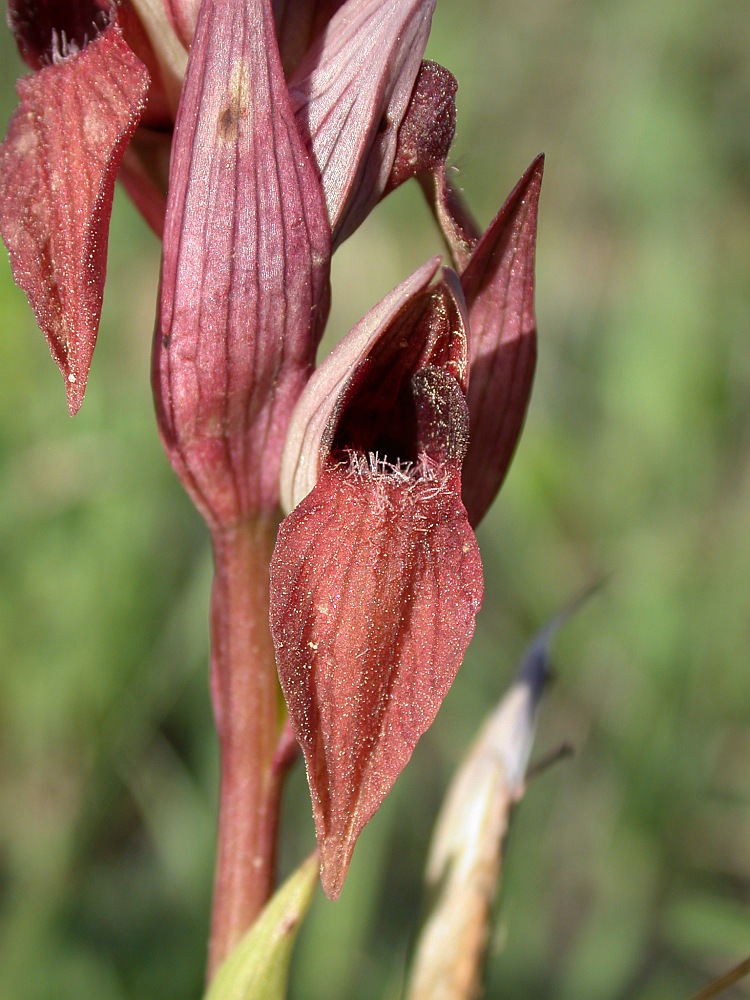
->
[405, 605, 584, 1000]
[689, 957, 750, 1000]
[204, 854, 318, 1000]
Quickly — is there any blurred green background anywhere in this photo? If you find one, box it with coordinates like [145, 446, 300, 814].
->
[2, 1, 750, 997]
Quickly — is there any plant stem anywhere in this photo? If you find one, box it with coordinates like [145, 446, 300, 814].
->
[207, 515, 282, 978]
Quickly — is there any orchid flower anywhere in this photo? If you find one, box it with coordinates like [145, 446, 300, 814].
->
[0, 0, 543, 980]
[271, 157, 543, 897]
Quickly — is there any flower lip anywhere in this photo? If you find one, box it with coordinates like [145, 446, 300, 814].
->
[271, 448, 484, 900]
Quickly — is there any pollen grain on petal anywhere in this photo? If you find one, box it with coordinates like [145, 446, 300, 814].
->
[217, 62, 252, 142]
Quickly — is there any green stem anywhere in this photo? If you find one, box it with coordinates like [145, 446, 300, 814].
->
[207, 515, 282, 978]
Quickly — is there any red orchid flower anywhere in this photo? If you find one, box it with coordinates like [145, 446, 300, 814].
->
[145, 0, 470, 940]
[271, 261, 481, 898]
[271, 155, 542, 897]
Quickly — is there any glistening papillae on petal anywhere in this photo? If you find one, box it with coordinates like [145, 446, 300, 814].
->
[153, 0, 331, 526]
[386, 60, 457, 194]
[0, 15, 149, 414]
[289, 0, 435, 247]
[460, 156, 544, 526]
[272, 268, 481, 898]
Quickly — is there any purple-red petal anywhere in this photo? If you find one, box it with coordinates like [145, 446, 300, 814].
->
[153, 0, 331, 526]
[270, 460, 483, 898]
[461, 156, 544, 526]
[0, 19, 149, 413]
[289, 0, 435, 247]
[272, 0, 348, 76]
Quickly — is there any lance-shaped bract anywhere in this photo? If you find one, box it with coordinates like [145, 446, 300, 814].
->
[271, 265, 483, 899]
[153, 0, 332, 526]
[0, 5, 149, 414]
[460, 156, 544, 527]
[289, 0, 436, 247]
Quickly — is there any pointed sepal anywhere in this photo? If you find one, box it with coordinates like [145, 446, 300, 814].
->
[460, 155, 544, 525]
[0, 16, 149, 413]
